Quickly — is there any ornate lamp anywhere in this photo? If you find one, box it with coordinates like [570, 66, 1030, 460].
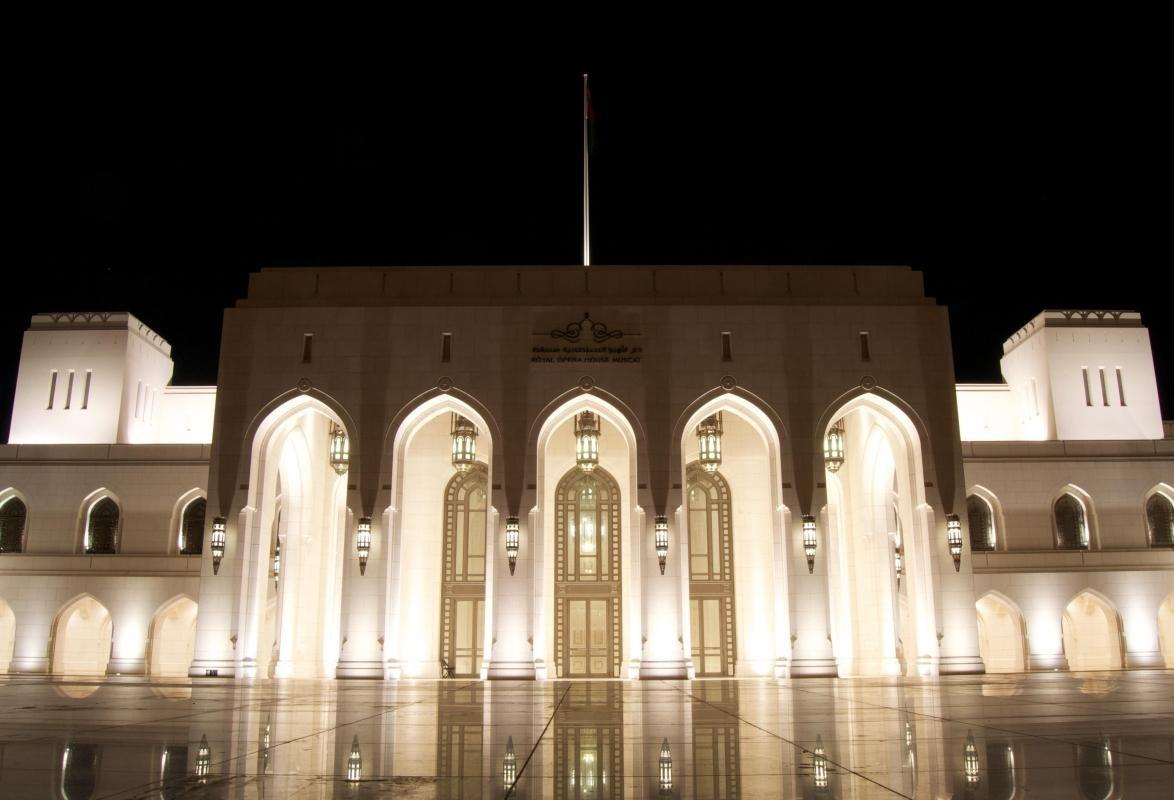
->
[963, 731, 979, 785]
[451, 414, 478, 472]
[503, 736, 517, 788]
[196, 735, 211, 782]
[347, 735, 362, 783]
[813, 734, 828, 790]
[823, 419, 845, 473]
[271, 539, 281, 586]
[574, 410, 600, 472]
[505, 517, 520, 575]
[658, 738, 672, 792]
[894, 545, 904, 587]
[329, 423, 350, 475]
[802, 515, 817, 574]
[697, 412, 723, 473]
[946, 513, 963, 571]
[210, 517, 226, 575]
[655, 516, 669, 575]
[356, 517, 372, 575]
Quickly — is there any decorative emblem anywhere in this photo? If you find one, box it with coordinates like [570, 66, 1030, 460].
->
[296, 378, 312, 393]
[578, 376, 595, 392]
[437, 377, 454, 392]
[720, 375, 737, 391]
[551, 312, 624, 343]
[861, 375, 877, 391]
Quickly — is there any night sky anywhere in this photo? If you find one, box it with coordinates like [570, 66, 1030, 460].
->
[8, 65, 1170, 436]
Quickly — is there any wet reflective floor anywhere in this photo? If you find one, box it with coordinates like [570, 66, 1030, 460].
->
[1, 671, 1172, 798]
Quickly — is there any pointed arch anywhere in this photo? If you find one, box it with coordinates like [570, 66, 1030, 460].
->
[50, 593, 113, 676]
[685, 463, 737, 677]
[1053, 484, 1099, 550]
[976, 591, 1029, 673]
[75, 489, 122, 555]
[0, 488, 29, 553]
[1063, 590, 1124, 670]
[147, 595, 198, 677]
[1144, 484, 1174, 548]
[439, 463, 488, 678]
[170, 488, 208, 555]
[966, 484, 1005, 552]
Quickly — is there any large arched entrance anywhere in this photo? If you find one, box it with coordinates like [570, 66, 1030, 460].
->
[976, 592, 1029, 673]
[554, 465, 623, 678]
[1063, 591, 1124, 671]
[148, 596, 198, 677]
[50, 595, 112, 676]
[822, 394, 938, 677]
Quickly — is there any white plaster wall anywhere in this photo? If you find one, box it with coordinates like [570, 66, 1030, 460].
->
[999, 331, 1054, 440]
[156, 387, 216, 444]
[955, 385, 1017, 441]
[120, 329, 176, 444]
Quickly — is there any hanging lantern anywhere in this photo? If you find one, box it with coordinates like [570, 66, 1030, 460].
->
[963, 731, 979, 785]
[894, 545, 904, 587]
[344, 735, 362, 783]
[813, 734, 828, 790]
[697, 412, 723, 473]
[271, 539, 281, 586]
[802, 515, 817, 574]
[451, 414, 478, 472]
[210, 517, 226, 575]
[503, 736, 517, 788]
[823, 419, 845, 473]
[356, 517, 372, 576]
[329, 423, 350, 475]
[574, 410, 600, 472]
[505, 517, 520, 576]
[946, 513, 963, 572]
[658, 738, 672, 792]
[655, 516, 669, 575]
[196, 735, 211, 782]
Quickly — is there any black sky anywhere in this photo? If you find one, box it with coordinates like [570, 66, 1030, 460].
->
[7, 61, 1170, 436]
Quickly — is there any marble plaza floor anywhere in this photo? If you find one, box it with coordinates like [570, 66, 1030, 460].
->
[1, 671, 1173, 798]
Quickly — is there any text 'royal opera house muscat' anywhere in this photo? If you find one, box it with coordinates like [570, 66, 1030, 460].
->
[0, 265, 1171, 681]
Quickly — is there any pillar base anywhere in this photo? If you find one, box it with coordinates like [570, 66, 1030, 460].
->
[106, 657, 145, 676]
[789, 657, 838, 678]
[336, 660, 384, 679]
[189, 658, 236, 678]
[1029, 653, 1067, 671]
[639, 659, 688, 679]
[939, 654, 985, 675]
[487, 660, 536, 680]
[10, 656, 49, 674]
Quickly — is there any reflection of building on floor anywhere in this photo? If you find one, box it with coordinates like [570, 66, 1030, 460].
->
[555, 683, 623, 800]
[438, 684, 484, 798]
[1, 272, 1172, 681]
[691, 682, 741, 799]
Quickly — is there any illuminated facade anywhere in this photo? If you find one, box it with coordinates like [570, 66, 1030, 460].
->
[0, 267, 1171, 680]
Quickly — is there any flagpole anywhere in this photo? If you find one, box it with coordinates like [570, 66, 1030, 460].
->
[582, 72, 590, 267]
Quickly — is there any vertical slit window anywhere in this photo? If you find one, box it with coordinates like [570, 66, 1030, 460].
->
[82, 370, 92, 409]
[1115, 367, 1126, 406]
[442, 332, 452, 363]
[1082, 368, 1092, 406]
[48, 370, 58, 409]
[859, 331, 871, 361]
[1099, 367, 1109, 406]
[721, 332, 732, 362]
[65, 371, 75, 409]
[302, 334, 313, 363]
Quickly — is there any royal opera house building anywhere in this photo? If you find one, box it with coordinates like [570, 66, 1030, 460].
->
[1, 265, 1172, 686]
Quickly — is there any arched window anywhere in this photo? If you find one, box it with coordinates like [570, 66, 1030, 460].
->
[85, 497, 120, 554]
[179, 498, 206, 555]
[967, 494, 995, 552]
[439, 465, 487, 678]
[0, 497, 27, 553]
[1054, 494, 1088, 550]
[1146, 493, 1174, 548]
[61, 743, 101, 800]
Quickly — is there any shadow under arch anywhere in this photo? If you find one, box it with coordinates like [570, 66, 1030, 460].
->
[221, 387, 358, 518]
[976, 590, 1030, 673]
[526, 383, 650, 513]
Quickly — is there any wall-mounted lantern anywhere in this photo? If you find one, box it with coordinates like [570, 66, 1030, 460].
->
[210, 517, 226, 575]
[823, 419, 845, 473]
[451, 414, 478, 472]
[196, 735, 211, 782]
[963, 731, 979, 785]
[946, 513, 963, 572]
[329, 423, 350, 475]
[655, 516, 669, 575]
[356, 517, 372, 575]
[505, 517, 520, 575]
[347, 735, 362, 783]
[802, 515, 817, 574]
[813, 734, 828, 790]
[894, 545, 904, 587]
[271, 540, 281, 586]
[697, 412, 723, 473]
[574, 410, 600, 472]
[503, 736, 517, 788]
[658, 738, 673, 792]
